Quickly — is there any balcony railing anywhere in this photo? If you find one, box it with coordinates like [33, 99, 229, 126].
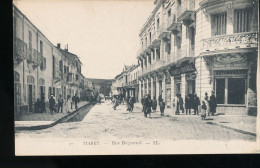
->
[179, 45, 195, 59]
[177, 0, 195, 21]
[32, 49, 41, 68]
[151, 60, 166, 71]
[152, 30, 160, 44]
[14, 37, 27, 62]
[201, 32, 258, 53]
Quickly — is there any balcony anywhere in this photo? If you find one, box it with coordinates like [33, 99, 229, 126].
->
[158, 23, 171, 39]
[178, 45, 195, 61]
[137, 47, 145, 59]
[151, 30, 161, 47]
[32, 49, 41, 68]
[14, 37, 27, 63]
[167, 14, 182, 35]
[177, 0, 195, 25]
[151, 60, 166, 71]
[201, 32, 258, 55]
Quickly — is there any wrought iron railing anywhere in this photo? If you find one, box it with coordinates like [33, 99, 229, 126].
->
[177, 0, 195, 18]
[14, 37, 27, 61]
[201, 32, 258, 52]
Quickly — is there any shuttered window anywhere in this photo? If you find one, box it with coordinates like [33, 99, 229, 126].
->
[234, 9, 251, 33]
[212, 13, 227, 36]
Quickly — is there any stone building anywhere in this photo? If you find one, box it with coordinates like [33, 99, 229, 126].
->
[137, 0, 258, 115]
[13, 5, 86, 119]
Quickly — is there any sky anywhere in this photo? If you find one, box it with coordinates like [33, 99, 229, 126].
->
[14, 0, 155, 79]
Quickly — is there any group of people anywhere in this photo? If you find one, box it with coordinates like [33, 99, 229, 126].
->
[141, 94, 166, 117]
[173, 93, 200, 115]
[48, 94, 80, 114]
[112, 95, 135, 112]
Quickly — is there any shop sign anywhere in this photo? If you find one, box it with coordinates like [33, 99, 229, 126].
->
[169, 63, 196, 76]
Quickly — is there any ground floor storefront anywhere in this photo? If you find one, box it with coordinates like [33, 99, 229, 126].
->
[138, 52, 257, 115]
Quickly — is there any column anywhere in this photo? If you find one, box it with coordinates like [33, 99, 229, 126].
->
[162, 74, 166, 101]
[138, 80, 142, 100]
[151, 76, 154, 99]
[156, 75, 159, 100]
[170, 76, 175, 108]
[181, 73, 186, 100]
[147, 54, 150, 72]
[151, 50, 154, 65]
[146, 78, 149, 95]
[154, 48, 157, 61]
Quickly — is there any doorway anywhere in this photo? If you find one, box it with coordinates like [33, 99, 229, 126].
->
[28, 85, 33, 112]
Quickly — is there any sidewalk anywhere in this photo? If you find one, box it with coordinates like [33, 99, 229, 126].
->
[15, 101, 89, 129]
[134, 103, 256, 135]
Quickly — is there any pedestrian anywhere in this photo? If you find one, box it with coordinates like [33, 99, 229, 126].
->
[35, 99, 41, 113]
[159, 99, 166, 116]
[193, 93, 200, 115]
[129, 96, 135, 112]
[141, 96, 145, 112]
[173, 94, 179, 115]
[204, 92, 210, 116]
[179, 94, 184, 113]
[49, 95, 56, 114]
[210, 91, 217, 116]
[144, 94, 152, 118]
[74, 94, 80, 109]
[158, 95, 162, 104]
[152, 96, 157, 112]
[201, 100, 207, 120]
[113, 96, 119, 110]
[126, 96, 131, 112]
[57, 95, 64, 113]
[185, 95, 191, 115]
[66, 95, 72, 113]
[40, 98, 46, 113]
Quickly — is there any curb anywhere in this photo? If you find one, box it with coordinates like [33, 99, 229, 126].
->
[206, 121, 256, 137]
[15, 103, 91, 131]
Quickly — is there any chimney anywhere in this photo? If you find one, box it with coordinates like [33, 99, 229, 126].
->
[57, 43, 61, 48]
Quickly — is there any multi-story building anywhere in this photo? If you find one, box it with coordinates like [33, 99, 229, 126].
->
[137, 0, 258, 114]
[13, 5, 86, 119]
[127, 65, 140, 102]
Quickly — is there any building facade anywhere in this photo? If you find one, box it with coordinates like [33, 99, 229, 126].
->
[137, 0, 258, 115]
[13, 5, 86, 119]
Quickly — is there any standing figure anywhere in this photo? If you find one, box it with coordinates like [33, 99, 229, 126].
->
[201, 100, 207, 120]
[66, 95, 72, 113]
[159, 99, 166, 116]
[204, 92, 210, 116]
[49, 95, 56, 114]
[113, 96, 119, 110]
[173, 94, 179, 115]
[74, 94, 80, 109]
[193, 93, 200, 115]
[152, 96, 157, 112]
[141, 96, 146, 112]
[144, 94, 152, 118]
[185, 95, 191, 115]
[179, 94, 184, 113]
[40, 98, 46, 113]
[126, 96, 131, 112]
[129, 96, 135, 112]
[35, 99, 41, 113]
[210, 91, 217, 116]
[57, 95, 64, 113]
[158, 95, 162, 104]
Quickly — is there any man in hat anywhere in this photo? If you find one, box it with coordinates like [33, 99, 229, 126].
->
[49, 95, 56, 114]
[210, 91, 217, 116]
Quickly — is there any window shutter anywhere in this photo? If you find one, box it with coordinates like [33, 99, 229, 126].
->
[43, 86, 46, 100]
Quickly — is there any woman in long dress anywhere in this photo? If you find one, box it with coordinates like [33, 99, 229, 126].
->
[66, 95, 72, 113]
[204, 92, 210, 116]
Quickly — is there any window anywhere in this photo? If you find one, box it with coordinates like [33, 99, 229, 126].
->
[234, 9, 251, 33]
[40, 57, 46, 71]
[76, 74, 78, 81]
[168, 9, 171, 18]
[28, 31, 32, 59]
[157, 18, 160, 30]
[211, 13, 227, 36]
[40, 41, 43, 56]
[215, 78, 246, 105]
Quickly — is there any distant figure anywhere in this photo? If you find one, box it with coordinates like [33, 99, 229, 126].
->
[204, 92, 210, 116]
[201, 101, 207, 120]
[113, 96, 119, 110]
[144, 94, 152, 118]
[193, 93, 200, 115]
[158, 95, 162, 104]
[173, 94, 179, 115]
[159, 99, 166, 116]
[57, 95, 64, 113]
[210, 91, 217, 116]
[129, 96, 135, 112]
[179, 94, 184, 113]
[35, 99, 41, 113]
[40, 98, 46, 113]
[141, 96, 146, 112]
[49, 95, 56, 114]
[185, 95, 191, 115]
[66, 95, 72, 113]
[152, 96, 157, 112]
[73, 94, 80, 109]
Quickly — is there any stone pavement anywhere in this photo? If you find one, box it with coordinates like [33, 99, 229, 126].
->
[134, 102, 256, 135]
[15, 101, 89, 128]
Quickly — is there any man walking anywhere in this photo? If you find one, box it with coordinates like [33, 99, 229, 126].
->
[159, 99, 166, 116]
[57, 95, 64, 113]
[210, 91, 217, 116]
[193, 93, 200, 115]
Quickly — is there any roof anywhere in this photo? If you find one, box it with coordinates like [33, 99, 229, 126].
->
[85, 78, 113, 85]
[57, 48, 82, 64]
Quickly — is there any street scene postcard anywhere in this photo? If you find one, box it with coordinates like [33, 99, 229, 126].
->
[14, 0, 260, 155]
